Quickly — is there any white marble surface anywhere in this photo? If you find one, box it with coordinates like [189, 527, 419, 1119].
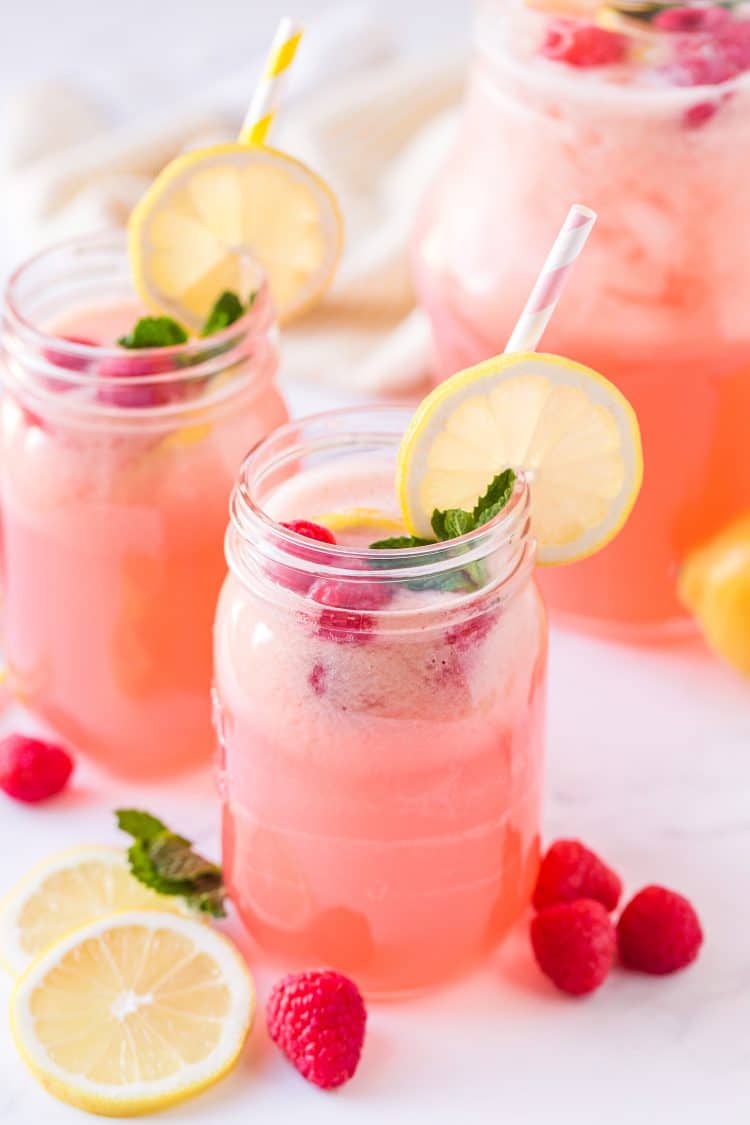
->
[1, 1, 750, 1121]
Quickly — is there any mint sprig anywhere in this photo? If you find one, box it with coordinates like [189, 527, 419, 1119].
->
[369, 468, 516, 593]
[201, 290, 253, 337]
[116, 809, 226, 918]
[118, 317, 188, 349]
[431, 468, 516, 541]
[116, 289, 251, 351]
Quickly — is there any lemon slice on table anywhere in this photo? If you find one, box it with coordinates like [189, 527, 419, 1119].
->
[129, 143, 343, 332]
[11, 910, 254, 1117]
[0, 846, 189, 976]
[397, 352, 642, 566]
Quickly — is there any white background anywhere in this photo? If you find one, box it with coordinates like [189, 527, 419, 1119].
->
[1, 3, 750, 1123]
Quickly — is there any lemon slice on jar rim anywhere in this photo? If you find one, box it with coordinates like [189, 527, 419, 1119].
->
[396, 352, 643, 566]
[128, 143, 343, 332]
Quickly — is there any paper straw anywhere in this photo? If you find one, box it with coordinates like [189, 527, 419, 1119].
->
[239, 17, 304, 145]
[505, 204, 597, 354]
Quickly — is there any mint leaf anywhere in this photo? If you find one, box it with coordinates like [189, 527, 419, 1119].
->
[430, 469, 517, 540]
[201, 290, 252, 337]
[127, 839, 196, 897]
[368, 535, 481, 592]
[118, 317, 188, 349]
[473, 468, 516, 527]
[116, 809, 167, 843]
[370, 535, 435, 550]
[115, 808, 226, 918]
[149, 834, 223, 884]
[431, 507, 475, 541]
[403, 568, 482, 594]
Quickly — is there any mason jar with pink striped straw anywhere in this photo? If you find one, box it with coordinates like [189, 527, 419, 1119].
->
[505, 205, 597, 355]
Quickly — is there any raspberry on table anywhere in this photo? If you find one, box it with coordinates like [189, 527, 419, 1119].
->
[617, 885, 703, 975]
[533, 839, 623, 912]
[266, 969, 367, 1089]
[0, 735, 74, 803]
[531, 899, 616, 996]
[541, 21, 627, 67]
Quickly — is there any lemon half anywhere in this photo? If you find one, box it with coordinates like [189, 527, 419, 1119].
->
[679, 514, 750, 677]
[11, 910, 254, 1117]
[129, 143, 343, 332]
[397, 352, 642, 565]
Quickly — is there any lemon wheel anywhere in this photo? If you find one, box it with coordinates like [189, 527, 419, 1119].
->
[11, 911, 254, 1116]
[397, 352, 643, 565]
[129, 143, 343, 332]
[0, 846, 190, 976]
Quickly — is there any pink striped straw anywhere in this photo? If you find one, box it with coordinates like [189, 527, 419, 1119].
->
[505, 204, 597, 354]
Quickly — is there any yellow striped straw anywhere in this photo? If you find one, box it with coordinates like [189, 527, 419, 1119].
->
[239, 17, 304, 146]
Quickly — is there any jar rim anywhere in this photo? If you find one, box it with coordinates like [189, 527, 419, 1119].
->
[479, 0, 750, 105]
[2, 230, 275, 417]
[228, 404, 535, 596]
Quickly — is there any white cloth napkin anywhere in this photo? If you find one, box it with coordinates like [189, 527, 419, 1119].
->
[0, 7, 465, 395]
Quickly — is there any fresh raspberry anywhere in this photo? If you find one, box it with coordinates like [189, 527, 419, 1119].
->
[281, 520, 336, 545]
[96, 352, 177, 408]
[310, 577, 392, 644]
[270, 521, 338, 594]
[663, 45, 740, 86]
[0, 735, 74, 803]
[445, 609, 496, 651]
[720, 17, 750, 69]
[683, 99, 721, 127]
[617, 885, 703, 975]
[39, 335, 99, 397]
[309, 662, 328, 696]
[663, 20, 750, 88]
[42, 335, 98, 373]
[266, 970, 367, 1089]
[531, 900, 616, 996]
[654, 6, 730, 33]
[541, 21, 627, 67]
[533, 839, 623, 912]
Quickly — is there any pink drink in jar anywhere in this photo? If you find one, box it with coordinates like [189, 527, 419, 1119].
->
[214, 407, 547, 994]
[0, 233, 287, 778]
[413, 0, 750, 639]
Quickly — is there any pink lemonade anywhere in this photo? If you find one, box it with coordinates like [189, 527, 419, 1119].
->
[412, 0, 750, 639]
[214, 408, 547, 994]
[0, 233, 287, 778]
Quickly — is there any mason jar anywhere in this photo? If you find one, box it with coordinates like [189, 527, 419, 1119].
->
[0, 231, 288, 777]
[413, 0, 750, 639]
[214, 405, 547, 995]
